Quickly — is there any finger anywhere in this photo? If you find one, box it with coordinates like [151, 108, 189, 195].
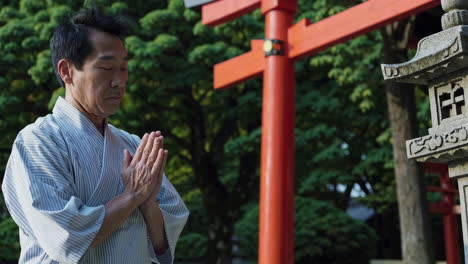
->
[147, 136, 162, 166]
[151, 148, 165, 176]
[154, 150, 167, 187]
[122, 149, 132, 170]
[130, 133, 148, 167]
[141, 132, 156, 164]
[155, 130, 161, 137]
[158, 150, 168, 185]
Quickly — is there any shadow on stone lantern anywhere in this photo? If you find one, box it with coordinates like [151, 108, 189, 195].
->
[381, 0, 468, 259]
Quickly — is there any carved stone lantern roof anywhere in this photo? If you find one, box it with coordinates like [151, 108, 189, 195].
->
[382, 0, 468, 85]
[382, 25, 468, 85]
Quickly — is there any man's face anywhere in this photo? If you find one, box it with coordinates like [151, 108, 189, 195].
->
[70, 29, 128, 118]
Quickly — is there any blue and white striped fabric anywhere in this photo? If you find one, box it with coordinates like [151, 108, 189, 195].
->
[1, 96, 189, 264]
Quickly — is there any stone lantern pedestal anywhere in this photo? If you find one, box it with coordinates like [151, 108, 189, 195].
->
[381, 1, 468, 260]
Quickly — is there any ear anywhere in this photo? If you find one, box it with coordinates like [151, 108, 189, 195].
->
[57, 59, 74, 85]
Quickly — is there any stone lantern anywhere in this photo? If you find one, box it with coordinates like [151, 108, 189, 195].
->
[381, 0, 468, 259]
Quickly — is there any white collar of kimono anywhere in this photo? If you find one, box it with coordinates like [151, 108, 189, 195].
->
[52, 96, 108, 138]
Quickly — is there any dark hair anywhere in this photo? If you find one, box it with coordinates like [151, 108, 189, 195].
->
[50, 6, 130, 87]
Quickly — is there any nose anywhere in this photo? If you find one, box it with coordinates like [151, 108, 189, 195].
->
[111, 79, 122, 87]
[111, 71, 128, 88]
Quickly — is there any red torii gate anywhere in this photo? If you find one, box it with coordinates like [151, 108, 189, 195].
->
[425, 163, 460, 264]
[200, 0, 440, 263]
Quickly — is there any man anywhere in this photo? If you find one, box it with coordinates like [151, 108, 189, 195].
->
[1, 6, 189, 264]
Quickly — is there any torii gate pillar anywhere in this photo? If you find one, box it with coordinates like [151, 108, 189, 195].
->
[259, 1, 296, 263]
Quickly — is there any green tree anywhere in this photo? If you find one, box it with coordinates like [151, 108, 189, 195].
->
[295, 0, 393, 217]
[0, 217, 20, 263]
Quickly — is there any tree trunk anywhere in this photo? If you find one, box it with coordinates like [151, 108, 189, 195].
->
[191, 147, 234, 264]
[381, 18, 435, 264]
[186, 92, 259, 264]
[206, 214, 234, 264]
[195, 149, 257, 264]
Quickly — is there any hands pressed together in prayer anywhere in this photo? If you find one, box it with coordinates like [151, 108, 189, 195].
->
[90, 131, 170, 250]
[120, 131, 170, 254]
[121, 131, 168, 207]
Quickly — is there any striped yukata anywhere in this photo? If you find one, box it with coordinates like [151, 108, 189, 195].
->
[1, 97, 189, 264]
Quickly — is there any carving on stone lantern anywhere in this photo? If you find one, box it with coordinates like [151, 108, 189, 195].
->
[437, 80, 465, 121]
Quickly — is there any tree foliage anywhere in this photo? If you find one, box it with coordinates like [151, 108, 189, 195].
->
[235, 197, 377, 263]
[0, 217, 20, 262]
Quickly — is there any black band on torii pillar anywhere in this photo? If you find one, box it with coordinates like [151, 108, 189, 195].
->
[263, 39, 285, 56]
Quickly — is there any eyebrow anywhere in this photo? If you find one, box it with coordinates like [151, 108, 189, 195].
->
[97, 55, 129, 61]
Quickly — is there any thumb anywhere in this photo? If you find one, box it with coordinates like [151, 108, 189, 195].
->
[123, 149, 132, 169]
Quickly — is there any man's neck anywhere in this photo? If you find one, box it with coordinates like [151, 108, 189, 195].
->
[64, 94, 106, 136]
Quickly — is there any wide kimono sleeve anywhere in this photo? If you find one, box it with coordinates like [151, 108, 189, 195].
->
[152, 174, 190, 264]
[1, 133, 105, 263]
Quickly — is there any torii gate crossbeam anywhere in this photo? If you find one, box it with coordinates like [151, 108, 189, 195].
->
[200, 0, 440, 263]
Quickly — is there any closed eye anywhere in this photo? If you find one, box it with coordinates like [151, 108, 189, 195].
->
[97, 66, 112, 70]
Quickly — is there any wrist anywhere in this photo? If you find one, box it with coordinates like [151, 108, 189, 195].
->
[140, 198, 159, 211]
[122, 191, 143, 209]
